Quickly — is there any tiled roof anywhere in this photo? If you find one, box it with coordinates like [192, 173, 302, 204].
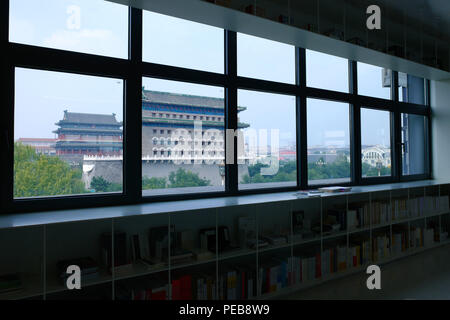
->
[142, 90, 224, 109]
[58, 111, 122, 126]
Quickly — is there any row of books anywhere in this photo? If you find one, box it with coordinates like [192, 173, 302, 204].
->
[372, 234, 390, 262]
[346, 195, 450, 230]
[348, 201, 391, 229]
[116, 224, 449, 301]
[348, 239, 371, 267]
[408, 196, 450, 218]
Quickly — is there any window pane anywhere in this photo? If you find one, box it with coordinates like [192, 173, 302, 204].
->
[237, 33, 295, 84]
[402, 113, 426, 175]
[143, 11, 224, 73]
[398, 73, 426, 105]
[306, 50, 349, 92]
[237, 90, 297, 190]
[361, 108, 391, 177]
[358, 62, 391, 99]
[307, 99, 350, 185]
[9, 0, 128, 58]
[142, 78, 225, 196]
[14, 68, 124, 198]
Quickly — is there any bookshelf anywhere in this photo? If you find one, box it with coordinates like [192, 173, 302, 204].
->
[0, 181, 449, 300]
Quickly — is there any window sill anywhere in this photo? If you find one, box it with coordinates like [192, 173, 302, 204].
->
[0, 179, 443, 230]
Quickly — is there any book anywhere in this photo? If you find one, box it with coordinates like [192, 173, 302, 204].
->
[149, 225, 174, 260]
[100, 231, 127, 268]
[318, 186, 352, 193]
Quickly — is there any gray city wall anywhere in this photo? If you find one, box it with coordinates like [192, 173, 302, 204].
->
[82, 160, 249, 189]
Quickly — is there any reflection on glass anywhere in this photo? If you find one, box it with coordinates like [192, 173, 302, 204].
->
[143, 10, 224, 73]
[237, 33, 295, 84]
[14, 68, 124, 198]
[402, 113, 426, 175]
[141, 78, 225, 196]
[361, 108, 391, 177]
[398, 72, 425, 105]
[306, 49, 349, 93]
[9, 0, 128, 58]
[358, 62, 391, 99]
[307, 99, 350, 185]
[237, 90, 297, 190]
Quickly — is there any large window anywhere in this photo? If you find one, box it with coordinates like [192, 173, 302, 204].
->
[9, 0, 128, 58]
[141, 78, 225, 196]
[307, 99, 350, 185]
[14, 68, 124, 198]
[361, 108, 392, 177]
[3, 4, 431, 212]
[237, 90, 297, 190]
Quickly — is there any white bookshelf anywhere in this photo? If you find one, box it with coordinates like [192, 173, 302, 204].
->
[0, 181, 449, 300]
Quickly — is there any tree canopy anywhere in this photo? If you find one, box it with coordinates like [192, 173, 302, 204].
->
[242, 156, 390, 184]
[14, 143, 86, 197]
[142, 168, 211, 189]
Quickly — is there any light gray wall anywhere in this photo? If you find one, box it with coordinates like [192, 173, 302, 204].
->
[431, 79, 450, 182]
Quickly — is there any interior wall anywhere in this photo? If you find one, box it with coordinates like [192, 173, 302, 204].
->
[431, 79, 450, 182]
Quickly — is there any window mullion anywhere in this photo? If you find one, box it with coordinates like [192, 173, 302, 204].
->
[349, 61, 361, 184]
[296, 48, 307, 189]
[125, 7, 143, 202]
[225, 30, 238, 195]
[392, 71, 402, 181]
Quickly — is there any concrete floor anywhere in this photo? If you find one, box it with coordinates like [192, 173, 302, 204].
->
[282, 244, 450, 300]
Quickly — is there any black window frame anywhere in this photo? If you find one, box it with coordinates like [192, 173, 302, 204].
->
[1, 4, 431, 214]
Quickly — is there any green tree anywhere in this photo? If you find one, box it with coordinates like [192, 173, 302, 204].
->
[142, 176, 167, 189]
[241, 161, 297, 184]
[90, 176, 122, 193]
[14, 143, 86, 197]
[168, 168, 210, 188]
[90, 176, 110, 192]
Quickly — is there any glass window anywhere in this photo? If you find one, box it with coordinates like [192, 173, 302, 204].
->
[306, 50, 349, 92]
[358, 62, 391, 99]
[143, 11, 224, 73]
[361, 108, 391, 177]
[237, 90, 297, 190]
[14, 68, 124, 198]
[9, 0, 128, 58]
[398, 73, 426, 105]
[237, 33, 295, 84]
[142, 78, 225, 196]
[402, 113, 426, 175]
[307, 99, 350, 185]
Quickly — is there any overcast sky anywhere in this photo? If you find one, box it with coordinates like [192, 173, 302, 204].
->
[10, 0, 390, 148]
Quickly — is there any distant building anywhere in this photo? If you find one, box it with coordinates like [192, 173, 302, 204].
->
[141, 90, 249, 163]
[279, 149, 297, 161]
[16, 138, 56, 155]
[362, 145, 391, 168]
[53, 111, 123, 161]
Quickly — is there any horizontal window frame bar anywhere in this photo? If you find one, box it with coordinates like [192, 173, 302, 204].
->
[359, 175, 395, 185]
[9, 43, 130, 80]
[141, 61, 228, 88]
